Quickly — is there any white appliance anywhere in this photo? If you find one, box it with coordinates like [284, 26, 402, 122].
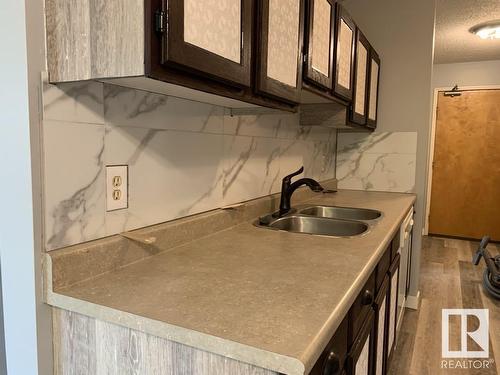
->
[396, 207, 414, 334]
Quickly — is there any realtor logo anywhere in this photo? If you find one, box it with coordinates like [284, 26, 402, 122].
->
[442, 309, 489, 358]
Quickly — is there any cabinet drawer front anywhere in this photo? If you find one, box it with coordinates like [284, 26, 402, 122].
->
[348, 270, 375, 346]
[391, 230, 401, 260]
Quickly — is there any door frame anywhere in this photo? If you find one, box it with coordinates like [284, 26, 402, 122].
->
[423, 84, 500, 235]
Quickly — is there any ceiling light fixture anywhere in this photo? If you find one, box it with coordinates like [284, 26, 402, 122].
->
[470, 21, 500, 40]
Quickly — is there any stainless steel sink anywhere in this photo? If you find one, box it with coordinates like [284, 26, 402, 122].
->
[297, 205, 382, 221]
[256, 215, 369, 237]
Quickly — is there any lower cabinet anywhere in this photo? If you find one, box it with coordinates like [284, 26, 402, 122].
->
[310, 230, 404, 375]
[347, 309, 374, 375]
[387, 254, 401, 363]
[373, 276, 390, 375]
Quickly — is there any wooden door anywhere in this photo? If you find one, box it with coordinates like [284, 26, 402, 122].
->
[160, 0, 252, 86]
[255, 0, 304, 103]
[429, 90, 500, 241]
[303, 0, 336, 90]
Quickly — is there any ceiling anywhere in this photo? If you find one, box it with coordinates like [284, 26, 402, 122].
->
[435, 0, 500, 64]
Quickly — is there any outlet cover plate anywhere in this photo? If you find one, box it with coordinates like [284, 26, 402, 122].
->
[106, 165, 128, 211]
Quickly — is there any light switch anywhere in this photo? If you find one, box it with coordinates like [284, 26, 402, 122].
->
[106, 165, 128, 211]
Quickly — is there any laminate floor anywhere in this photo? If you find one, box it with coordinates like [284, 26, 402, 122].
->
[387, 236, 500, 375]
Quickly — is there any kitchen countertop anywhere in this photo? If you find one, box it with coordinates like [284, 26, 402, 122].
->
[45, 190, 415, 375]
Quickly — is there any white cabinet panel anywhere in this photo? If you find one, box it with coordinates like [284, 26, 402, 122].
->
[337, 19, 353, 90]
[184, 0, 242, 63]
[354, 40, 367, 116]
[267, 0, 301, 87]
[355, 333, 371, 375]
[311, 0, 332, 76]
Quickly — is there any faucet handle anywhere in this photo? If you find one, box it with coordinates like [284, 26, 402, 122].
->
[283, 166, 304, 182]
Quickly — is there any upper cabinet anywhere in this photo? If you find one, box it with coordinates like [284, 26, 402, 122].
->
[158, 0, 253, 87]
[45, 0, 380, 125]
[255, 0, 304, 104]
[303, 0, 336, 90]
[333, 5, 356, 101]
[366, 49, 381, 128]
[350, 29, 370, 125]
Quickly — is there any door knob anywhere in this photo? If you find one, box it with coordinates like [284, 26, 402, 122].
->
[361, 290, 374, 305]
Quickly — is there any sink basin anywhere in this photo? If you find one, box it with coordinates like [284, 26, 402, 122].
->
[259, 215, 369, 237]
[298, 205, 382, 221]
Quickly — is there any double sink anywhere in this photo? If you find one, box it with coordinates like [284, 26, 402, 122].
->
[256, 205, 382, 237]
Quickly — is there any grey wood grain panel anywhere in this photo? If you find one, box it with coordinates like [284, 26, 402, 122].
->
[46, 0, 144, 82]
[299, 103, 347, 128]
[53, 308, 278, 375]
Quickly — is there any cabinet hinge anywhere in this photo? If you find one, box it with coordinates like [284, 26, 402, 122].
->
[155, 9, 168, 34]
[303, 53, 308, 63]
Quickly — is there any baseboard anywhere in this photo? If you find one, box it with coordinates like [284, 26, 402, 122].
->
[406, 291, 420, 310]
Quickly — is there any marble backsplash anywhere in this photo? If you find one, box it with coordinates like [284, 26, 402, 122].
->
[42, 81, 337, 251]
[336, 132, 417, 193]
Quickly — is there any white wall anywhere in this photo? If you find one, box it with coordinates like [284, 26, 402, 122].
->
[0, 1, 41, 374]
[342, 0, 436, 297]
[42, 82, 338, 251]
[0, 0, 53, 374]
[433, 60, 500, 88]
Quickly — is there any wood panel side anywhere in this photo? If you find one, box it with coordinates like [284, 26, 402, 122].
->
[45, 0, 145, 82]
[53, 308, 279, 375]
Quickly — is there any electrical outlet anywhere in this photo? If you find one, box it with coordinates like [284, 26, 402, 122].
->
[106, 165, 128, 211]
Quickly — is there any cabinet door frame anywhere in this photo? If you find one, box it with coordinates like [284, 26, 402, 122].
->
[333, 4, 356, 101]
[366, 48, 381, 129]
[162, 0, 253, 87]
[347, 309, 375, 375]
[303, 0, 336, 90]
[386, 254, 400, 364]
[255, 0, 305, 103]
[373, 276, 390, 375]
[350, 29, 370, 125]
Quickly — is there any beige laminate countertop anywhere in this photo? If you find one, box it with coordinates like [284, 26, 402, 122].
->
[46, 190, 415, 375]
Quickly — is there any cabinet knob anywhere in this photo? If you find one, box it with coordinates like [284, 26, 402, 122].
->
[323, 351, 341, 375]
[361, 290, 374, 306]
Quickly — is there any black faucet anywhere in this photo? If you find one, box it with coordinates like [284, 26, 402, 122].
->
[277, 167, 324, 217]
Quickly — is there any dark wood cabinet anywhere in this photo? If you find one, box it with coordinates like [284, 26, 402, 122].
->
[348, 271, 375, 346]
[350, 29, 370, 125]
[366, 48, 380, 129]
[333, 4, 356, 101]
[303, 0, 336, 90]
[387, 254, 400, 363]
[347, 309, 375, 375]
[373, 276, 390, 375]
[255, 0, 305, 103]
[309, 230, 402, 375]
[157, 0, 253, 87]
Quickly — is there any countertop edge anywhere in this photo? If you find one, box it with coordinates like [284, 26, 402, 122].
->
[44, 254, 304, 375]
